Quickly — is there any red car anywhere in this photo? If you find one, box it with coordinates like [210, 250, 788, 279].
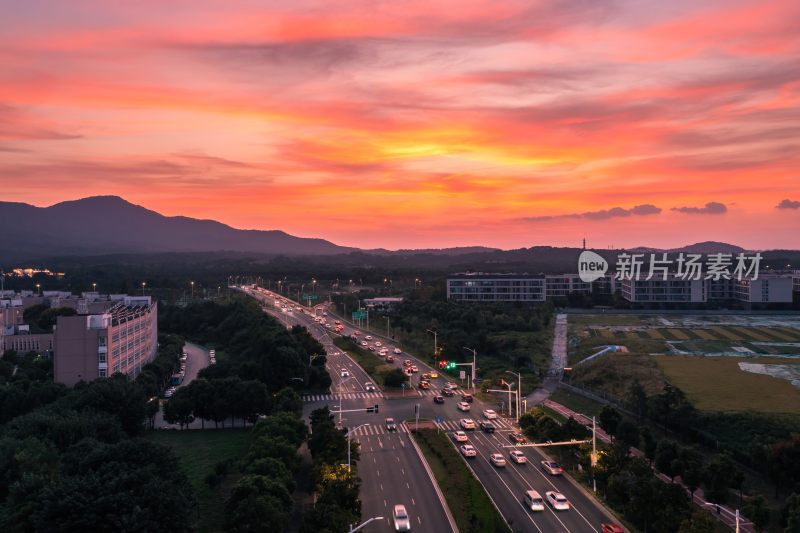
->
[601, 525, 624, 533]
[509, 432, 528, 444]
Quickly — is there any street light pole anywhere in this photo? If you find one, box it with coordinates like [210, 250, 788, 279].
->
[427, 329, 438, 362]
[348, 516, 385, 533]
[346, 424, 368, 472]
[463, 347, 477, 393]
[506, 371, 521, 423]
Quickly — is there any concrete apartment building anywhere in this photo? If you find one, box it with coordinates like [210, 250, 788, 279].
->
[53, 296, 157, 386]
[619, 274, 793, 304]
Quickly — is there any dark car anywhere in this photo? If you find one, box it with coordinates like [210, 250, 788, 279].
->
[601, 525, 624, 533]
[433, 395, 445, 404]
[461, 394, 474, 403]
[441, 388, 455, 397]
[479, 420, 496, 433]
[509, 432, 528, 444]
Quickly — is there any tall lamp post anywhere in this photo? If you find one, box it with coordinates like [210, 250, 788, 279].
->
[348, 516, 384, 533]
[506, 370, 522, 422]
[141, 282, 146, 296]
[427, 328, 438, 363]
[463, 347, 478, 393]
[190, 281, 195, 300]
[345, 424, 368, 472]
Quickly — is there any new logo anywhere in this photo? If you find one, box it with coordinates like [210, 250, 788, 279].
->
[578, 250, 608, 282]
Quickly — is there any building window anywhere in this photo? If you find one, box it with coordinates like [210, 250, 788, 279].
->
[98, 369, 107, 378]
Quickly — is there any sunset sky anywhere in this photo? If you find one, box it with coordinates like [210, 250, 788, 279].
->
[1, 0, 799, 250]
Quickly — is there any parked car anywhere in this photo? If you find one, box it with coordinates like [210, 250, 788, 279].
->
[460, 444, 477, 457]
[479, 420, 495, 433]
[460, 418, 476, 430]
[433, 395, 445, 404]
[546, 491, 570, 511]
[523, 490, 545, 512]
[490, 453, 507, 467]
[509, 450, 527, 464]
[509, 432, 528, 444]
[452, 431, 468, 443]
[482, 409, 498, 419]
[541, 460, 564, 476]
[393, 504, 411, 532]
[457, 401, 471, 411]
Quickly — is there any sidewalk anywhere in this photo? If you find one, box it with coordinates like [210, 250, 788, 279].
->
[526, 313, 567, 406]
[544, 399, 754, 532]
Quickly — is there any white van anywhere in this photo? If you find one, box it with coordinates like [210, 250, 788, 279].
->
[524, 490, 545, 512]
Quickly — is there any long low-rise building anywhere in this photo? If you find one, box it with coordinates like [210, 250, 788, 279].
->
[54, 296, 158, 386]
[447, 273, 614, 302]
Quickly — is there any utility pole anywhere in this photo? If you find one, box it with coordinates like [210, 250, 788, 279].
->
[506, 371, 521, 423]
[463, 347, 478, 393]
[427, 329, 438, 362]
[592, 416, 597, 493]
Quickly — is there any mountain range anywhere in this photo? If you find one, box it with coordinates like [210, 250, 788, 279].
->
[0, 196, 789, 265]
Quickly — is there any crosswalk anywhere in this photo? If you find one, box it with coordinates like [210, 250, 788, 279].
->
[436, 418, 516, 431]
[349, 423, 410, 437]
[303, 392, 385, 402]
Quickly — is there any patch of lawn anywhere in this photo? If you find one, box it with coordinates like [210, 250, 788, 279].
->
[148, 429, 252, 532]
[412, 428, 511, 533]
[654, 355, 800, 414]
[549, 388, 605, 417]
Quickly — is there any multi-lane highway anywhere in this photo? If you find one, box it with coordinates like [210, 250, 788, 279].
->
[240, 286, 456, 532]
[240, 286, 621, 532]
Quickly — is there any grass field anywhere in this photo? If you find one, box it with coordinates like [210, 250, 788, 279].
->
[147, 429, 252, 532]
[655, 356, 800, 414]
[412, 428, 511, 533]
[549, 388, 605, 417]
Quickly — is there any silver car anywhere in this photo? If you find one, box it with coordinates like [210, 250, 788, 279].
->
[393, 504, 411, 531]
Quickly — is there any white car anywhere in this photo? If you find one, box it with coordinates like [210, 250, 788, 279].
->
[460, 444, 477, 457]
[490, 453, 507, 467]
[394, 348, 402, 354]
[482, 409, 498, 420]
[509, 450, 527, 464]
[365, 382, 376, 392]
[460, 418, 476, 430]
[365, 335, 373, 340]
[453, 431, 469, 443]
[375, 341, 382, 347]
[341, 369, 350, 377]
[393, 504, 411, 531]
[361, 341, 368, 347]
[457, 402, 471, 412]
[541, 460, 564, 475]
[524, 490, 545, 512]
[546, 491, 570, 511]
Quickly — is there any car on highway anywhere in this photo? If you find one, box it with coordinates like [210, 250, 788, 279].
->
[509, 432, 528, 444]
[341, 369, 350, 377]
[461, 394, 474, 403]
[353, 331, 361, 337]
[385, 418, 397, 431]
[601, 525, 624, 533]
[368, 346, 376, 351]
[404, 368, 413, 376]
[433, 395, 444, 404]
[379, 349, 388, 356]
[441, 388, 454, 397]
[523, 490, 545, 512]
[444, 382, 458, 390]
[489, 453, 507, 467]
[459, 444, 477, 457]
[457, 401, 471, 411]
[546, 491, 570, 511]
[365, 382, 376, 392]
[509, 450, 527, 464]
[453, 431, 469, 442]
[482, 409, 498, 419]
[375, 341, 382, 347]
[479, 420, 495, 433]
[403, 360, 412, 367]
[429, 371, 438, 378]
[393, 504, 411, 532]
[460, 418, 476, 430]
[386, 355, 395, 363]
[421, 373, 431, 380]
[365, 335, 373, 340]
[541, 460, 564, 475]
[360, 341, 368, 346]
[410, 365, 418, 373]
[419, 380, 430, 389]
[394, 348, 402, 354]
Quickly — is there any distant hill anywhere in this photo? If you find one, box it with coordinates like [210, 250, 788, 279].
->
[0, 196, 355, 261]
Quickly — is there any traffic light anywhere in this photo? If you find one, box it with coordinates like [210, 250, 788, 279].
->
[447, 361, 456, 370]
[366, 404, 379, 413]
[438, 360, 448, 369]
